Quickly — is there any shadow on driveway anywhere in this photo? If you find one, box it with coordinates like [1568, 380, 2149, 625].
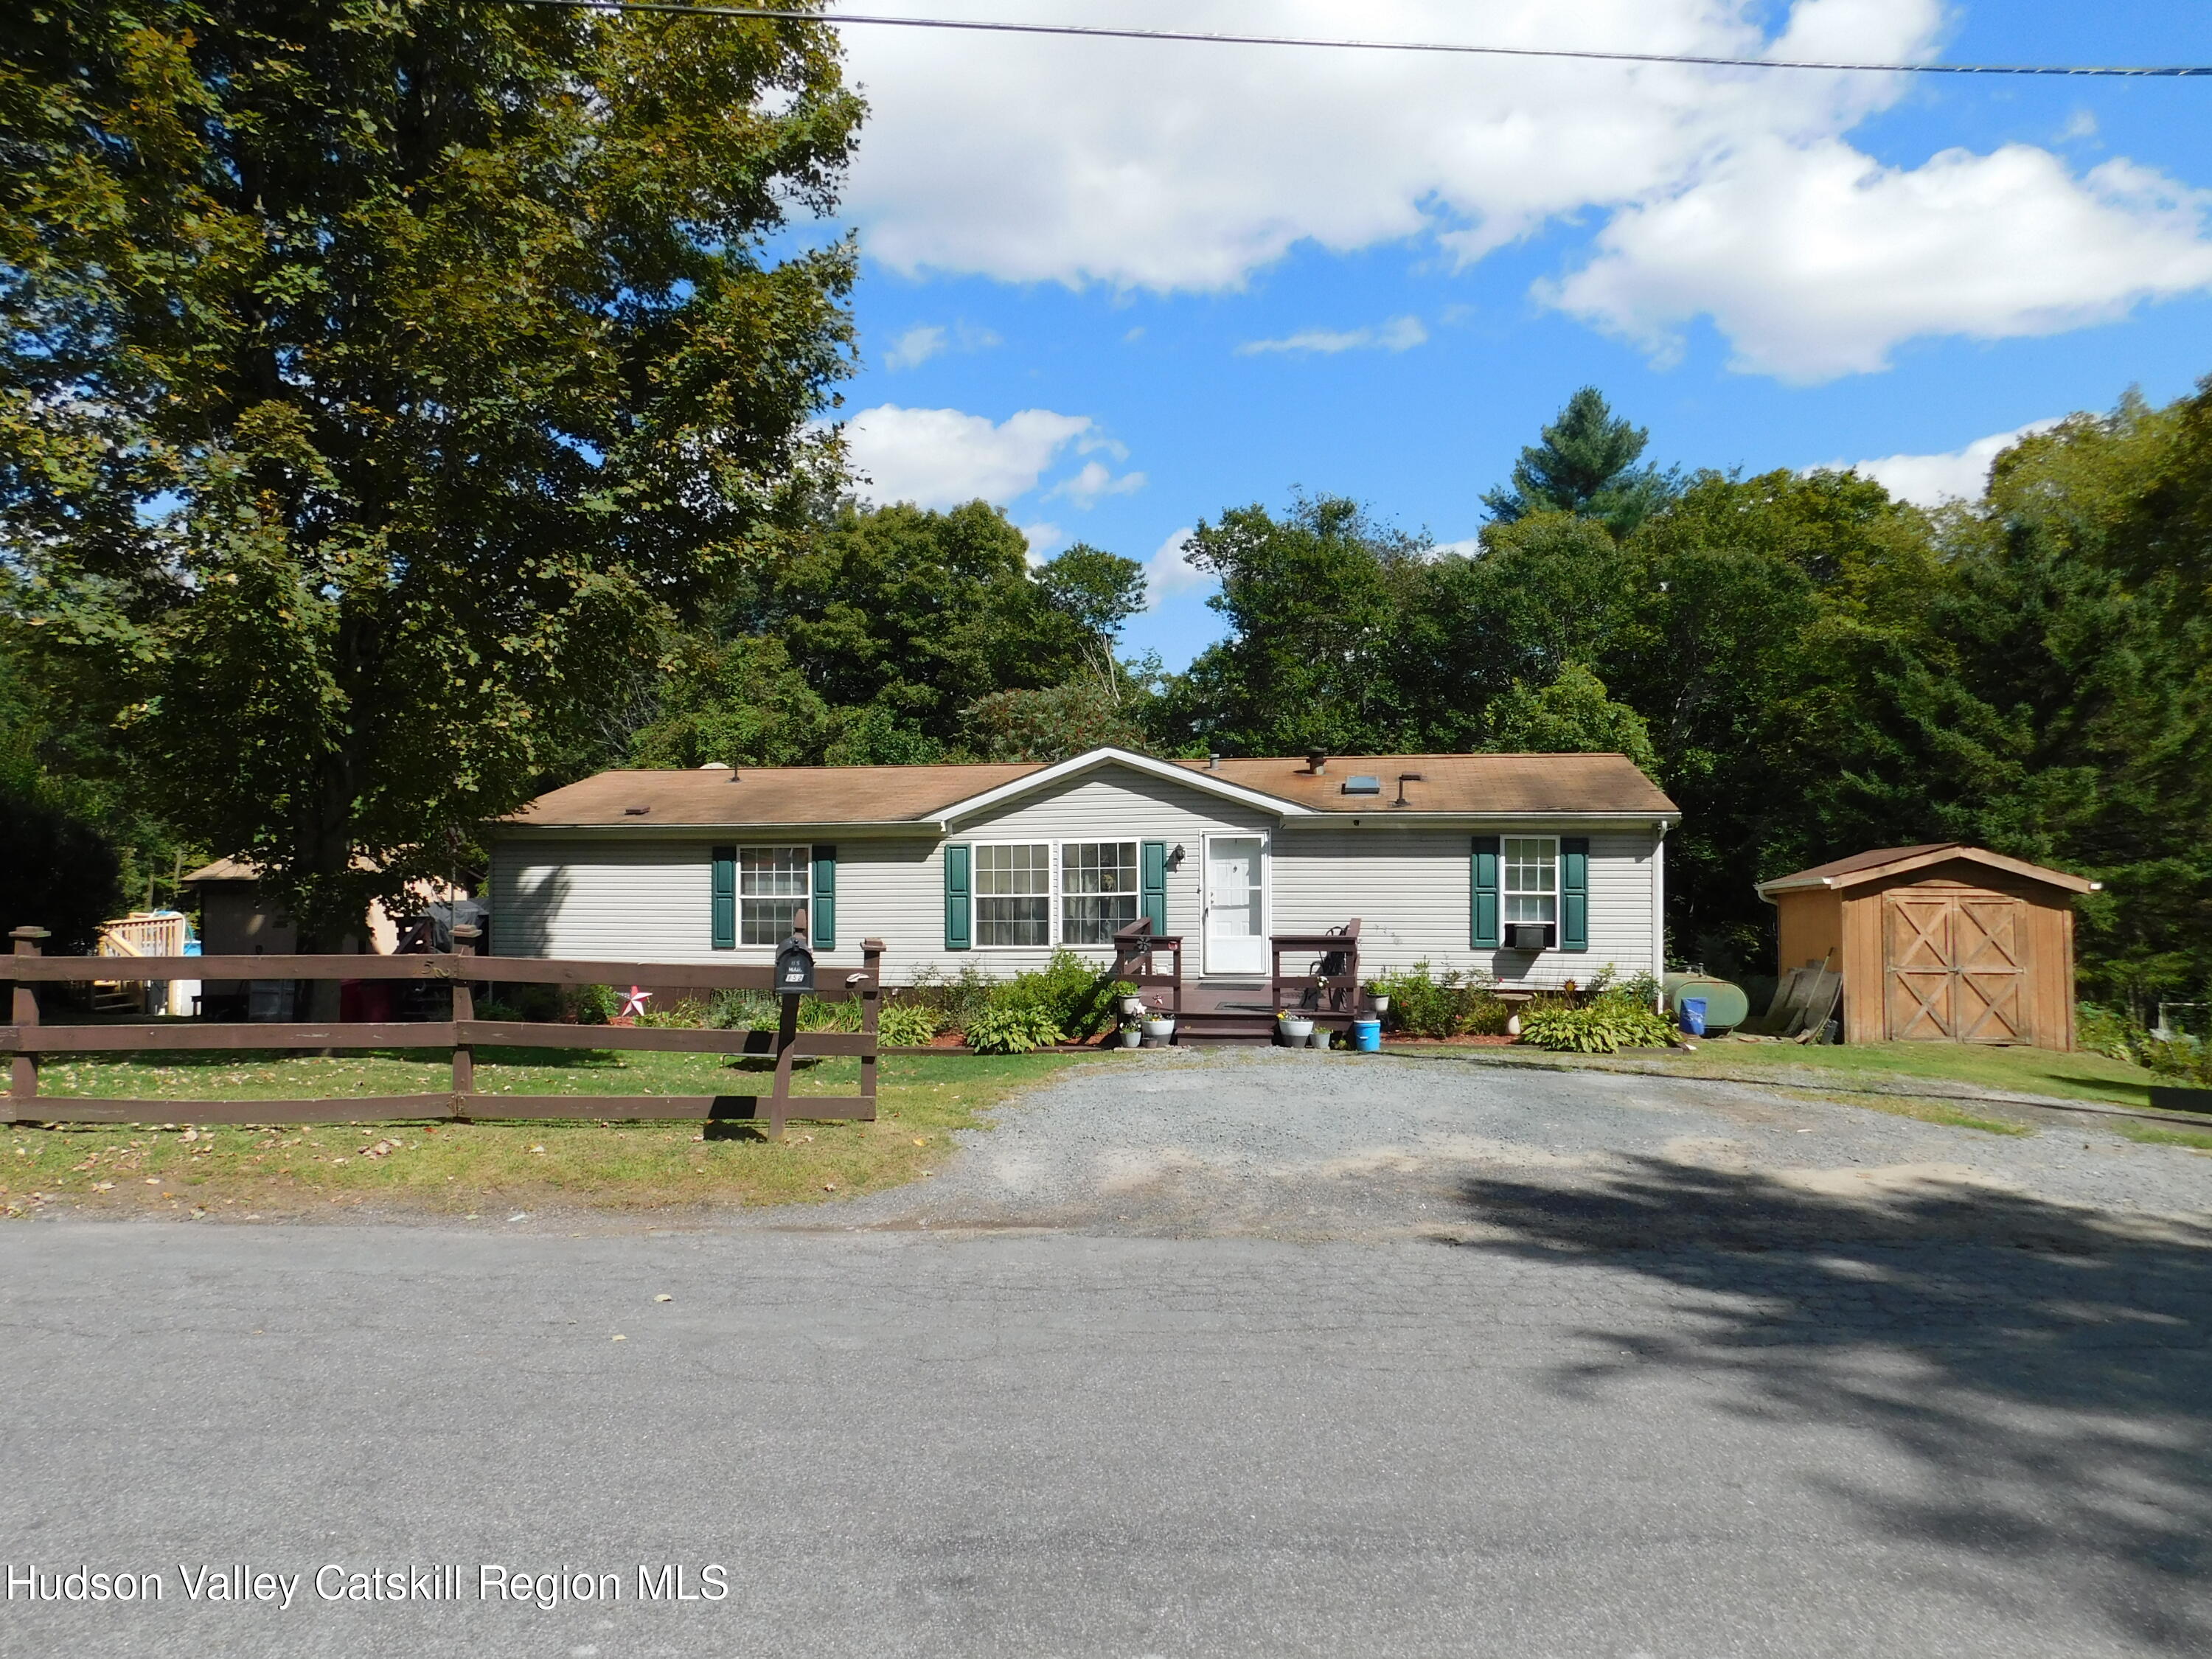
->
[1450, 1157, 2212, 1652]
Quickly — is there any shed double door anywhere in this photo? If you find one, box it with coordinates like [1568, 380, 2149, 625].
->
[1882, 892, 2026, 1043]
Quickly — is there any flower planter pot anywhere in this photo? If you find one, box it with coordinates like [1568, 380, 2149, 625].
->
[1119, 996, 1145, 1018]
[1307, 1028, 1329, 1048]
[1368, 995, 1390, 1015]
[1144, 1018, 1176, 1045]
[1117, 1026, 1143, 1048]
[1279, 1018, 1315, 1044]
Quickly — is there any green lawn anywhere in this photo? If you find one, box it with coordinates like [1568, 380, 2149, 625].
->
[3, 1048, 1096, 1220]
[1674, 1039, 2166, 1107]
[1388, 1034, 2169, 1110]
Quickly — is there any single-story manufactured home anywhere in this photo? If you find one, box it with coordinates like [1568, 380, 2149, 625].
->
[487, 748, 1679, 987]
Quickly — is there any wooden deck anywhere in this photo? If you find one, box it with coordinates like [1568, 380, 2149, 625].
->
[1110, 917, 1368, 1045]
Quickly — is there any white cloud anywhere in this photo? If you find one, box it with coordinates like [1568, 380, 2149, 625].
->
[1429, 537, 1483, 559]
[843, 405, 1095, 508]
[883, 324, 947, 370]
[880, 321, 1002, 371]
[841, 0, 1939, 290]
[1237, 315, 1428, 356]
[1143, 526, 1210, 611]
[1548, 141, 2212, 381]
[1020, 521, 1065, 561]
[1048, 459, 1147, 507]
[834, 0, 2212, 378]
[1823, 418, 2062, 507]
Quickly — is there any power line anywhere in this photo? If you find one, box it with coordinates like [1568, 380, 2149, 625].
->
[496, 0, 2212, 78]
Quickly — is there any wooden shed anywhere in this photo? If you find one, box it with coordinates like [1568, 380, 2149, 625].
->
[1756, 844, 2098, 1050]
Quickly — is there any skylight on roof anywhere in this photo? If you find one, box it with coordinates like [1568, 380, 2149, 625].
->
[1341, 775, 1382, 796]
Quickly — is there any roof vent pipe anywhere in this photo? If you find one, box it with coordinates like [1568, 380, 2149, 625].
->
[1306, 751, 1327, 775]
[1207, 753, 1220, 771]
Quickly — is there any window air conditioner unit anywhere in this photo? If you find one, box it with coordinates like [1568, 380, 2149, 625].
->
[1504, 922, 1554, 950]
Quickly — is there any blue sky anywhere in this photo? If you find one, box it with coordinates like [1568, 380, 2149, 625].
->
[802, 2, 2212, 668]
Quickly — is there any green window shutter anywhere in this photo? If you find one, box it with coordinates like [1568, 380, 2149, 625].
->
[942, 844, 971, 950]
[711, 845, 737, 951]
[1470, 835, 1500, 950]
[811, 844, 838, 950]
[1140, 841, 1169, 934]
[1560, 837, 1590, 953]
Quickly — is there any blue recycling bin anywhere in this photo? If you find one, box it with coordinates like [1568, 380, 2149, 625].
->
[1352, 1018, 1382, 1052]
[1678, 997, 1708, 1037]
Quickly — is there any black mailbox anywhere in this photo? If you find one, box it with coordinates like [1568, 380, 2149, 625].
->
[774, 933, 815, 995]
[1504, 922, 1554, 951]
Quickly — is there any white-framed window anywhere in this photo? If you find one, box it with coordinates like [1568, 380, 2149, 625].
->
[1503, 836, 1558, 925]
[975, 842, 1051, 947]
[740, 845, 810, 944]
[1061, 841, 1139, 944]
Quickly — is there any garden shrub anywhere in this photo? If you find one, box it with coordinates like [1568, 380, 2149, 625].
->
[2076, 1003, 2211, 1082]
[877, 1001, 942, 1047]
[1368, 962, 1508, 1037]
[962, 1001, 1064, 1054]
[571, 983, 619, 1025]
[1519, 1000, 1680, 1054]
[902, 963, 997, 1035]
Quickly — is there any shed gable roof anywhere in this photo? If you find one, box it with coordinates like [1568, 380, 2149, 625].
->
[498, 748, 1677, 830]
[1757, 843, 2097, 896]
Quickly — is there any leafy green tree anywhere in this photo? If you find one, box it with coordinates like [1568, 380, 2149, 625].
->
[1482, 663, 1659, 774]
[1482, 387, 1680, 536]
[961, 681, 1148, 762]
[1158, 496, 1419, 755]
[1, 0, 862, 951]
[1036, 543, 1147, 698]
[734, 500, 1092, 740]
[624, 636, 832, 770]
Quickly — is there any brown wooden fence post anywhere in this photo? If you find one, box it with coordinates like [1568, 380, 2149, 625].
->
[449, 925, 478, 1115]
[858, 939, 883, 1115]
[9, 927, 46, 1118]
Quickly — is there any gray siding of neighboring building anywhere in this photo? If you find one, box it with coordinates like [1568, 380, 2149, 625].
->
[489, 765, 1663, 987]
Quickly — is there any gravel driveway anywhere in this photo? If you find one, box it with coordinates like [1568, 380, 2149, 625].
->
[826, 1048, 2212, 1244]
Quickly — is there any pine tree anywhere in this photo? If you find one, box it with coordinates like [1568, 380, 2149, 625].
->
[1484, 387, 1680, 536]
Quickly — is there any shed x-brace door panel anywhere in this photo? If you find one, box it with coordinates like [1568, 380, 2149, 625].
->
[1882, 892, 2026, 1043]
[1952, 897, 2027, 1043]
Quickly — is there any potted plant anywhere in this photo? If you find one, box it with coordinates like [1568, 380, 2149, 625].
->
[1144, 1010, 1177, 1044]
[1278, 1010, 1315, 1045]
[1364, 980, 1390, 1015]
[1115, 979, 1144, 1019]
[1117, 1020, 1144, 1048]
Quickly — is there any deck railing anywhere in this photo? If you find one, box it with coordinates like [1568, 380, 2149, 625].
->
[1110, 918, 1183, 1025]
[1269, 919, 1362, 1026]
[4, 925, 880, 1138]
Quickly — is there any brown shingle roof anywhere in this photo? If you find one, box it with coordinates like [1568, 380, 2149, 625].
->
[499, 750, 1676, 829]
[504, 762, 1042, 827]
[1180, 753, 1676, 815]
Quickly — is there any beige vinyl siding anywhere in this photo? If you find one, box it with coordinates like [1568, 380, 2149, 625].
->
[1272, 825, 1659, 987]
[940, 771, 1275, 976]
[489, 770, 1663, 986]
[490, 836, 939, 973]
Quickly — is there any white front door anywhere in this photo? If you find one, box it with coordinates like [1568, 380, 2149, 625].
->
[1203, 834, 1268, 977]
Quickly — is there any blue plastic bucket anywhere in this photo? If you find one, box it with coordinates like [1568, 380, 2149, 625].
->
[1678, 997, 1708, 1037]
[1352, 1018, 1382, 1053]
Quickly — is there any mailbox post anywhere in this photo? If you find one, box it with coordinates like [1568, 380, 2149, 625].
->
[769, 914, 815, 1102]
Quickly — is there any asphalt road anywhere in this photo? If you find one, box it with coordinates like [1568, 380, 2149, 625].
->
[4, 1057, 2211, 1658]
